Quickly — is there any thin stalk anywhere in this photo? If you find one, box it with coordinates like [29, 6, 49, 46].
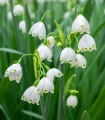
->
[57, 64, 66, 120]
[40, 96, 46, 120]
[45, 54, 60, 119]
[9, 0, 22, 51]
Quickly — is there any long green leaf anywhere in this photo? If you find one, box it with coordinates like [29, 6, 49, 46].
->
[89, 87, 105, 119]
[21, 110, 42, 119]
[0, 48, 24, 55]
[79, 44, 105, 87]
[0, 105, 10, 120]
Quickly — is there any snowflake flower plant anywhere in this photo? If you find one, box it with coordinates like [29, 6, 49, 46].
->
[4, 9, 96, 110]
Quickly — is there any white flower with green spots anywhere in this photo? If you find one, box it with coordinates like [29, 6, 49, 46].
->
[22, 86, 40, 105]
[19, 20, 26, 33]
[60, 47, 76, 65]
[37, 77, 54, 95]
[37, 44, 52, 62]
[47, 36, 55, 48]
[71, 54, 86, 68]
[47, 68, 63, 82]
[4, 63, 22, 83]
[77, 34, 96, 52]
[67, 95, 78, 108]
[71, 14, 90, 34]
[29, 22, 46, 40]
[13, 4, 24, 16]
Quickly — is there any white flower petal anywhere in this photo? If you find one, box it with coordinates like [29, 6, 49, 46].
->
[37, 77, 54, 95]
[37, 44, 52, 62]
[67, 95, 78, 108]
[22, 86, 40, 105]
[78, 34, 96, 52]
[4, 63, 22, 83]
[47, 68, 63, 82]
[19, 20, 26, 33]
[71, 14, 90, 34]
[60, 47, 76, 64]
[29, 22, 46, 39]
[47, 36, 55, 48]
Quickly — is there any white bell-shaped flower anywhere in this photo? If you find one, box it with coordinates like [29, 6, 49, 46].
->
[67, 95, 78, 108]
[63, 11, 70, 19]
[71, 54, 86, 68]
[0, 0, 9, 5]
[60, 47, 76, 65]
[37, 77, 54, 95]
[37, 44, 52, 62]
[13, 4, 24, 16]
[71, 14, 90, 34]
[29, 22, 46, 40]
[47, 36, 55, 48]
[46, 68, 63, 82]
[4, 63, 22, 83]
[19, 20, 26, 33]
[22, 86, 40, 105]
[77, 34, 96, 52]
[8, 12, 12, 20]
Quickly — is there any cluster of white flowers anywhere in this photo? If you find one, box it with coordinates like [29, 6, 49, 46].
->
[22, 68, 63, 103]
[4, 10, 97, 109]
[13, 4, 24, 16]
[0, 0, 9, 5]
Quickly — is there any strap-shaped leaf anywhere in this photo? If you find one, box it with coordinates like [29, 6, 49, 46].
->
[33, 50, 41, 80]
[54, 20, 65, 44]
[81, 111, 90, 120]
[21, 110, 42, 119]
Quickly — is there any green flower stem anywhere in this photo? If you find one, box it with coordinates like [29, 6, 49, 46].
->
[38, 63, 46, 77]
[57, 64, 66, 120]
[41, 11, 55, 22]
[40, 96, 46, 120]
[18, 54, 38, 64]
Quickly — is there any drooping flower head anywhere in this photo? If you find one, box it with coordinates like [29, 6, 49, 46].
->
[4, 63, 22, 83]
[67, 95, 78, 108]
[47, 36, 55, 48]
[37, 44, 52, 62]
[63, 11, 70, 19]
[77, 34, 96, 52]
[71, 54, 86, 68]
[22, 86, 40, 105]
[71, 14, 90, 34]
[13, 4, 24, 16]
[29, 22, 46, 40]
[8, 12, 12, 20]
[60, 47, 76, 65]
[37, 77, 54, 95]
[19, 20, 26, 33]
[47, 68, 63, 82]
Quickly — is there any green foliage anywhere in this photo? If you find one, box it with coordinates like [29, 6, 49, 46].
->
[81, 111, 90, 120]
[0, 0, 105, 120]
[63, 74, 76, 100]
[54, 20, 65, 45]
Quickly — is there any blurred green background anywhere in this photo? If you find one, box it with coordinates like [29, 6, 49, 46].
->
[0, 0, 105, 120]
